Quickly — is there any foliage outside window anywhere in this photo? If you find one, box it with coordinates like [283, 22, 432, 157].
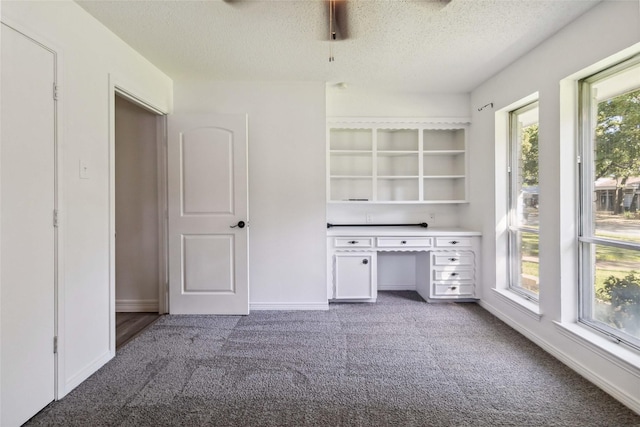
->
[508, 102, 540, 299]
[579, 56, 640, 349]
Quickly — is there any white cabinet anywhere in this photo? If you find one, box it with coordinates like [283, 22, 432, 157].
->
[333, 252, 377, 301]
[327, 119, 469, 204]
[429, 252, 475, 297]
[434, 237, 473, 247]
[328, 228, 480, 302]
[334, 237, 373, 248]
[418, 235, 479, 301]
[376, 237, 432, 248]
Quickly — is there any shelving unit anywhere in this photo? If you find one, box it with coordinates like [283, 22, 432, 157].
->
[327, 119, 469, 204]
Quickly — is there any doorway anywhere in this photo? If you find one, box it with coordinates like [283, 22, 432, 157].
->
[114, 94, 165, 347]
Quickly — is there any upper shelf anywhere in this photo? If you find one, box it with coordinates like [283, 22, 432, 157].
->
[327, 119, 470, 204]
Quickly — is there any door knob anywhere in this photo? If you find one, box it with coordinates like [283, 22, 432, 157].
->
[230, 221, 246, 229]
[362, 259, 369, 265]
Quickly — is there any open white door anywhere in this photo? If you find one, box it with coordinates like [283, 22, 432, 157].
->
[167, 114, 249, 314]
[1, 23, 56, 426]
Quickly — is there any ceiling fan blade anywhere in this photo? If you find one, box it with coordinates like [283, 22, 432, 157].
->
[328, 0, 350, 41]
[333, 0, 350, 40]
[221, 0, 253, 9]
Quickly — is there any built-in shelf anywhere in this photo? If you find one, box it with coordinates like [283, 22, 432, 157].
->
[327, 119, 469, 204]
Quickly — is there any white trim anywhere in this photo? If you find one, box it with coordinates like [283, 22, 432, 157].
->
[61, 351, 112, 398]
[563, 41, 640, 83]
[491, 287, 542, 321]
[156, 116, 168, 314]
[0, 11, 3, 421]
[554, 321, 640, 376]
[115, 299, 159, 313]
[558, 77, 580, 324]
[250, 302, 329, 311]
[327, 116, 471, 125]
[479, 299, 640, 415]
[114, 87, 165, 116]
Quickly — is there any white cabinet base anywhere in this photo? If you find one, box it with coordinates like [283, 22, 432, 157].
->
[328, 227, 481, 303]
[332, 252, 377, 302]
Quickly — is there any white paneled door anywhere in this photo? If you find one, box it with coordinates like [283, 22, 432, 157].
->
[167, 114, 249, 314]
[1, 24, 56, 426]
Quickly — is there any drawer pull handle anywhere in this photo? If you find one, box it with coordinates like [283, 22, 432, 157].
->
[450, 273, 458, 277]
[449, 258, 458, 262]
[401, 240, 407, 244]
[348, 240, 358, 244]
[449, 240, 459, 245]
[449, 286, 457, 290]
[362, 259, 369, 265]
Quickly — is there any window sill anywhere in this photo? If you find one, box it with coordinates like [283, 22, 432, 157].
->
[491, 287, 542, 321]
[554, 321, 640, 374]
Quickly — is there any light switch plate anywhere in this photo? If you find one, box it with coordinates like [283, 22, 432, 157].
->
[79, 159, 89, 179]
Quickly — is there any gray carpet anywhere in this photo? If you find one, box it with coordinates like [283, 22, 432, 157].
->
[27, 292, 640, 426]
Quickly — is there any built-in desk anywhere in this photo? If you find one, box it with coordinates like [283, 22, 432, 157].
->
[326, 227, 481, 303]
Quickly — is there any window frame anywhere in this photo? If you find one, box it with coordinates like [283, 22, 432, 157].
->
[507, 101, 540, 301]
[578, 55, 640, 350]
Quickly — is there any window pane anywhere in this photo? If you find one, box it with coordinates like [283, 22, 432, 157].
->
[509, 102, 540, 299]
[580, 58, 640, 348]
[594, 211, 640, 245]
[591, 88, 640, 244]
[511, 230, 539, 296]
[513, 105, 539, 229]
[583, 244, 640, 344]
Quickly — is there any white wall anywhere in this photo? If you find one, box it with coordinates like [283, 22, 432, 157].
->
[1, 0, 172, 397]
[326, 87, 471, 227]
[115, 96, 159, 311]
[174, 81, 327, 308]
[466, 1, 640, 413]
[0, 1, 4, 422]
[327, 86, 469, 118]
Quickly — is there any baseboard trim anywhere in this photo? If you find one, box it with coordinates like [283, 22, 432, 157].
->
[116, 299, 159, 312]
[250, 302, 329, 311]
[62, 350, 113, 398]
[479, 299, 640, 415]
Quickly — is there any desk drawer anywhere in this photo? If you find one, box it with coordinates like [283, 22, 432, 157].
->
[432, 267, 473, 281]
[377, 237, 432, 248]
[432, 252, 473, 266]
[433, 283, 474, 296]
[435, 237, 473, 248]
[335, 238, 373, 248]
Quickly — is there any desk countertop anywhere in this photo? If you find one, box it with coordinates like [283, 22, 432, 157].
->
[326, 226, 481, 237]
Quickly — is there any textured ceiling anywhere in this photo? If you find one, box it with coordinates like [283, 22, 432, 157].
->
[76, 0, 601, 92]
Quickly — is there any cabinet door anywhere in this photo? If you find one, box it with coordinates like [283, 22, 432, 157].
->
[334, 252, 377, 300]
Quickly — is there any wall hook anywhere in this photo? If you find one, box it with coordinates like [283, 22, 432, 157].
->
[477, 102, 494, 112]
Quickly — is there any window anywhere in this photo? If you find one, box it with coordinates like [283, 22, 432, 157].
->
[579, 56, 640, 349]
[508, 102, 540, 300]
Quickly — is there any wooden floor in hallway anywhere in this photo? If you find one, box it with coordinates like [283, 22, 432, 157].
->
[116, 312, 161, 350]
